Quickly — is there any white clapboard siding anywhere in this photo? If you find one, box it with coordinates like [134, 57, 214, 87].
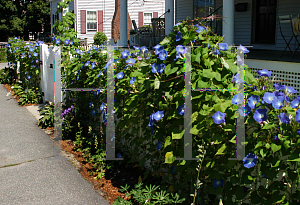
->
[76, 0, 165, 45]
[175, 0, 193, 23]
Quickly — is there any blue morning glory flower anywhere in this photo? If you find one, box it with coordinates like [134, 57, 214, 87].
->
[236, 55, 243, 65]
[195, 25, 207, 33]
[286, 86, 297, 94]
[116, 72, 124, 79]
[133, 46, 141, 52]
[212, 111, 226, 124]
[243, 153, 257, 168]
[100, 103, 105, 111]
[158, 63, 166, 74]
[248, 95, 260, 109]
[76, 49, 81, 54]
[178, 104, 186, 115]
[56, 38, 61, 44]
[176, 31, 182, 41]
[253, 109, 267, 123]
[278, 112, 290, 124]
[231, 93, 244, 105]
[238, 44, 250, 54]
[238, 104, 251, 117]
[174, 53, 181, 61]
[28, 75, 31, 79]
[156, 140, 162, 150]
[158, 49, 168, 61]
[121, 50, 130, 59]
[297, 129, 300, 136]
[274, 84, 284, 91]
[151, 63, 160, 74]
[141, 46, 148, 54]
[212, 47, 220, 55]
[33, 52, 38, 57]
[263, 92, 275, 104]
[213, 179, 224, 188]
[272, 97, 284, 109]
[295, 109, 300, 123]
[126, 58, 135, 65]
[85, 61, 90, 67]
[274, 135, 279, 140]
[29, 47, 34, 52]
[176, 45, 187, 55]
[148, 111, 156, 128]
[91, 62, 96, 69]
[64, 39, 70, 45]
[257, 69, 272, 77]
[130, 77, 135, 84]
[290, 98, 299, 108]
[154, 111, 164, 121]
[154, 44, 163, 55]
[91, 108, 97, 116]
[117, 153, 122, 158]
[218, 43, 228, 51]
[89, 102, 93, 108]
[232, 73, 244, 84]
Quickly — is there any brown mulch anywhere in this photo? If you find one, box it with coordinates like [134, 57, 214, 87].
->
[2, 84, 38, 106]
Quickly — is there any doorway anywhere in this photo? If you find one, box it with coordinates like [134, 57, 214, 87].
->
[252, 0, 277, 44]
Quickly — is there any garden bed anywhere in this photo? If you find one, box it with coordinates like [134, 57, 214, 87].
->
[2, 84, 39, 106]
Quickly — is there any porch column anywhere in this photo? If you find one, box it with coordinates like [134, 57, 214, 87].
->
[222, 0, 234, 45]
[165, 0, 174, 36]
[120, 0, 128, 47]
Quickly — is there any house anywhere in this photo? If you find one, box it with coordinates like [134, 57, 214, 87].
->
[169, 0, 300, 94]
[49, 0, 165, 45]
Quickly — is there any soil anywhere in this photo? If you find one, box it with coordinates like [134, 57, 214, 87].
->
[2, 83, 165, 205]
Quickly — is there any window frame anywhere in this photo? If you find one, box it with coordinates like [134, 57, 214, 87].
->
[143, 13, 153, 26]
[86, 10, 97, 32]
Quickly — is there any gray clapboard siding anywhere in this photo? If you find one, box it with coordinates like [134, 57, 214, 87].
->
[175, 0, 193, 23]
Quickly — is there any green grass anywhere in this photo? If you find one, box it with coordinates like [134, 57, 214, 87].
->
[0, 48, 7, 63]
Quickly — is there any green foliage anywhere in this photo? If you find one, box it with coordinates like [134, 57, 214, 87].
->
[0, 48, 7, 63]
[113, 183, 185, 204]
[0, 67, 14, 84]
[18, 87, 42, 105]
[38, 102, 54, 129]
[93, 31, 107, 46]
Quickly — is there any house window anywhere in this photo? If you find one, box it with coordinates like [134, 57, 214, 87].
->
[87, 11, 97, 31]
[193, 0, 214, 19]
[144, 13, 152, 26]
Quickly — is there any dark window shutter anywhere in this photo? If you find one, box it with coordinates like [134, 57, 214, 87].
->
[81, 10, 86, 34]
[138, 12, 143, 27]
[98, 10, 103, 32]
[153, 12, 158, 18]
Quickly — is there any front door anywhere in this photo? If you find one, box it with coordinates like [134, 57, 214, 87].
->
[255, 0, 277, 44]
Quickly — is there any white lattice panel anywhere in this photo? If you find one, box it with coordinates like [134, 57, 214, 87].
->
[250, 67, 300, 96]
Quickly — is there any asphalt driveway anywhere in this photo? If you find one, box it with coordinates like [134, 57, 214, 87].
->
[0, 84, 109, 205]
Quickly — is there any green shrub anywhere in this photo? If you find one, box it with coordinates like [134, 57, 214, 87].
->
[93, 31, 107, 46]
[0, 48, 7, 63]
[38, 102, 54, 129]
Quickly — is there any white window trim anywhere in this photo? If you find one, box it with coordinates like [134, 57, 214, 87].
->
[144, 13, 152, 26]
[86, 10, 98, 33]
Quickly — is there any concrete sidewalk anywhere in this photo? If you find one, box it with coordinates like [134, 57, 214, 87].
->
[0, 85, 109, 205]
